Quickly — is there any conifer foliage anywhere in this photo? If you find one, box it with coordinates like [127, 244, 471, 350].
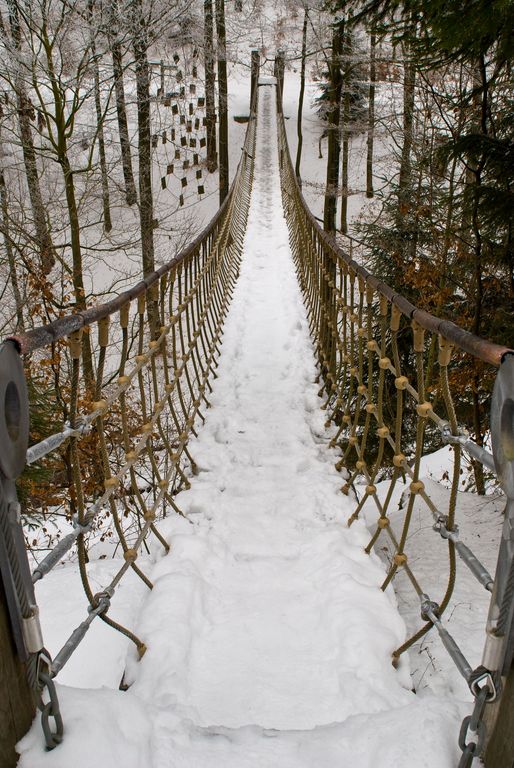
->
[337, 0, 513, 491]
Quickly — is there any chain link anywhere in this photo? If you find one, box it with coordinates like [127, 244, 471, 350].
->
[458, 679, 494, 765]
[36, 657, 64, 750]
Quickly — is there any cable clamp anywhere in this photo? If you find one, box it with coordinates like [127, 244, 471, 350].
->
[22, 605, 44, 654]
[90, 589, 113, 614]
[420, 594, 440, 622]
[433, 516, 459, 540]
[71, 515, 93, 535]
[440, 423, 468, 445]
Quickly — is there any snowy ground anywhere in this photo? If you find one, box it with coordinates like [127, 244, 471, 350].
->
[17, 78, 470, 768]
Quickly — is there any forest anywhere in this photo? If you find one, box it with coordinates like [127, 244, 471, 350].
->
[0, 0, 511, 515]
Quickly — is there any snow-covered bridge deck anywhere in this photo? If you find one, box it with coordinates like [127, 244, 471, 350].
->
[3, 69, 512, 767]
[17, 77, 464, 768]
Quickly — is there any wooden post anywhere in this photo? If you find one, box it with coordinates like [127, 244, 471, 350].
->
[250, 50, 259, 109]
[274, 50, 285, 113]
[0, 341, 35, 766]
[160, 59, 165, 95]
[215, 0, 229, 204]
[484, 662, 514, 765]
[0, 576, 35, 766]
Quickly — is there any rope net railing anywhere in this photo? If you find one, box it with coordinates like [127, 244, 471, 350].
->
[275, 81, 514, 765]
[0, 87, 258, 748]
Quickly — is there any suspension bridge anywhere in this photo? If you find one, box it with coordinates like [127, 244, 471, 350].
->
[1, 63, 513, 768]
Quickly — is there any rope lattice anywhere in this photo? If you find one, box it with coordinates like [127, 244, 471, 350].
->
[276, 90, 512, 664]
[10, 89, 258, 676]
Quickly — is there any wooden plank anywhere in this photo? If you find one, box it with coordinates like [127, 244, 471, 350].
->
[0, 574, 35, 767]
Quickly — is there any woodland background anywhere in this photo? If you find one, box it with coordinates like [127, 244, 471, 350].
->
[0, 0, 511, 538]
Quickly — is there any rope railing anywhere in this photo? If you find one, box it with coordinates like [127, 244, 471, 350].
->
[0, 86, 258, 749]
[1, 61, 512, 764]
[275, 79, 514, 765]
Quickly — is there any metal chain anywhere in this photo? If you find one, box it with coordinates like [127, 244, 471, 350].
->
[33, 653, 64, 751]
[458, 685, 491, 767]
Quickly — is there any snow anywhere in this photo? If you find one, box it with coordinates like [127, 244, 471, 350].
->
[34, 558, 149, 689]
[361, 470, 504, 701]
[17, 76, 466, 768]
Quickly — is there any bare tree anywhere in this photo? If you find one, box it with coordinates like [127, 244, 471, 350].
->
[129, 0, 159, 335]
[215, 0, 228, 204]
[295, 5, 308, 183]
[366, 28, 376, 198]
[0, 163, 24, 331]
[323, 18, 343, 233]
[89, 0, 112, 232]
[203, 0, 217, 172]
[3, 0, 55, 276]
[107, 0, 138, 206]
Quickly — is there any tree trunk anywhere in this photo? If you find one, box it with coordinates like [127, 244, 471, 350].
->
[470, 165, 485, 494]
[60, 154, 94, 387]
[6, 0, 55, 276]
[109, 1, 137, 206]
[461, 61, 486, 494]
[340, 52, 350, 234]
[215, 0, 229, 204]
[366, 31, 376, 198]
[0, 168, 24, 331]
[295, 8, 308, 184]
[251, 49, 260, 108]
[39, 10, 94, 388]
[204, 0, 217, 173]
[322, 19, 343, 384]
[89, 1, 112, 233]
[131, 0, 159, 336]
[323, 19, 343, 233]
[397, 42, 415, 216]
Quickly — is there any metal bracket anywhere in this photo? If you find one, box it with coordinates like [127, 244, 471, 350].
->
[468, 665, 499, 702]
[441, 422, 497, 474]
[22, 606, 44, 655]
[433, 515, 458, 538]
[420, 594, 440, 622]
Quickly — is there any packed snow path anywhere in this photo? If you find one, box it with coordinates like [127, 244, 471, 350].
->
[124, 82, 462, 766]
[18, 81, 463, 768]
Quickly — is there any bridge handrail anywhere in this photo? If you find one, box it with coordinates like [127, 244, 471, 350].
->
[0, 76, 260, 753]
[8, 159, 245, 356]
[276, 116, 512, 368]
[275, 74, 514, 764]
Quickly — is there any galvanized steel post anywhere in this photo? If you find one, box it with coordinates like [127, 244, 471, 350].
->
[483, 353, 514, 765]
